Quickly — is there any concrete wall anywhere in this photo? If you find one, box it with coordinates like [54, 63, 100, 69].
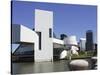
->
[12, 24, 39, 54]
[35, 9, 53, 62]
[53, 38, 64, 48]
[20, 25, 38, 43]
[53, 38, 64, 45]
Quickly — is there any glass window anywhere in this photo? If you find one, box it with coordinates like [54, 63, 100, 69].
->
[37, 32, 41, 50]
[49, 28, 52, 38]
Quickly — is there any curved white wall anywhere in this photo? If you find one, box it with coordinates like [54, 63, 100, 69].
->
[60, 50, 67, 59]
[64, 36, 78, 46]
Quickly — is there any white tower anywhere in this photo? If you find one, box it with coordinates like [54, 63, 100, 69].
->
[79, 38, 86, 51]
[34, 9, 53, 62]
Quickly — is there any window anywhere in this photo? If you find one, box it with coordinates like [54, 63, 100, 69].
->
[37, 32, 41, 50]
[49, 28, 52, 38]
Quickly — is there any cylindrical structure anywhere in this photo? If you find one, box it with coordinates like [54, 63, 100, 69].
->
[64, 35, 78, 46]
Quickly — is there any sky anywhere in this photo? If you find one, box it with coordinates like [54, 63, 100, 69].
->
[12, 1, 97, 43]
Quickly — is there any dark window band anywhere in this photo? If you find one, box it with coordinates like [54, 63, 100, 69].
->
[49, 28, 52, 38]
[37, 32, 41, 50]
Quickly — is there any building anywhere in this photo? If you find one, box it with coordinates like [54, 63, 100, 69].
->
[12, 9, 64, 62]
[12, 9, 79, 62]
[86, 30, 94, 51]
[79, 38, 86, 51]
[64, 36, 79, 55]
[64, 36, 78, 46]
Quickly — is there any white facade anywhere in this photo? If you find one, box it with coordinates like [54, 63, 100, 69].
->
[79, 38, 86, 51]
[12, 9, 79, 62]
[12, 9, 62, 62]
[53, 38, 64, 48]
[12, 24, 39, 44]
[64, 35, 78, 46]
[64, 36, 79, 55]
[12, 24, 39, 56]
[53, 38, 64, 45]
[34, 9, 53, 62]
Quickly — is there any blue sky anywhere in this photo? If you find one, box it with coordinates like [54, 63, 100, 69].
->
[12, 1, 97, 43]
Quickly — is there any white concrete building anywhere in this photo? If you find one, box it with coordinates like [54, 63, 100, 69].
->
[34, 9, 53, 62]
[64, 36, 79, 55]
[12, 9, 64, 62]
[12, 9, 79, 62]
[64, 36, 78, 46]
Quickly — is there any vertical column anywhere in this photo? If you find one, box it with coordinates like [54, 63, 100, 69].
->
[34, 9, 53, 62]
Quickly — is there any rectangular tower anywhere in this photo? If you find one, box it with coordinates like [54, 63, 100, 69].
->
[86, 30, 94, 51]
[79, 38, 86, 51]
[34, 9, 53, 62]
